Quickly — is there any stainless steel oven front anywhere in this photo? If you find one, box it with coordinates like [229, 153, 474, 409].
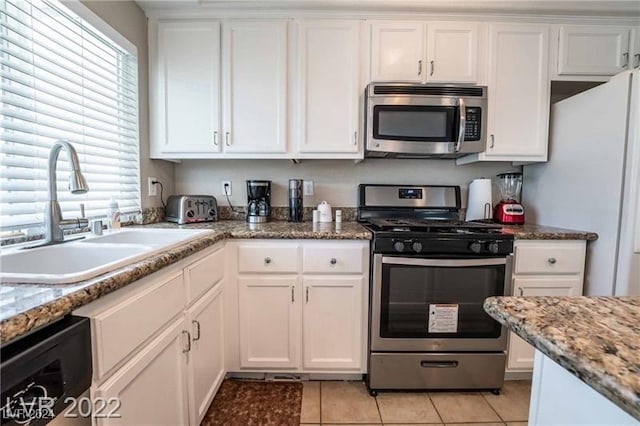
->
[371, 255, 513, 353]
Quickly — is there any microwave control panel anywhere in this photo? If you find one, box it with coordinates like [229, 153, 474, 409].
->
[464, 107, 482, 141]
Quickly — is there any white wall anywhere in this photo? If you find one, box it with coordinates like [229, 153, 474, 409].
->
[175, 159, 516, 208]
[78, 0, 174, 209]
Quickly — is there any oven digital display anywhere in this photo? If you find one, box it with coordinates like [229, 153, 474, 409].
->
[398, 188, 422, 199]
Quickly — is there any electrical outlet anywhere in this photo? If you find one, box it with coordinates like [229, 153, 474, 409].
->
[303, 180, 314, 196]
[222, 181, 232, 196]
[148, 177, 157, 196]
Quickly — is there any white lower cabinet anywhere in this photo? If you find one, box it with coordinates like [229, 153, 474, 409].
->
[238, 277, 300, 368]
[506, 240, 586, 372]
[186, 282, 225, 425]
[94, 317, 190, 426]
[76, 245, 225, 426]
[230, 240, 369, 373]
[302, 276, 364, 370]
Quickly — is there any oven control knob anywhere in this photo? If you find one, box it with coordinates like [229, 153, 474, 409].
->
[487, 241, 500, 254]
[469, 241, 482, 253]
[208, 208, 216, 217]
[393, 241, 405, 253]
[186, 209, 195, 218]
[412, 241, 423, 253]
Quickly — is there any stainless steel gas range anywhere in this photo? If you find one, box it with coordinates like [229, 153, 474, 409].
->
[358, 184, 514, 396]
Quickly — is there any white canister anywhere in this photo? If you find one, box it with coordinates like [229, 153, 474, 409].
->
[335, 209, 342, 224]
[312, 209, 320, 223]
[317, 201, 333, 223]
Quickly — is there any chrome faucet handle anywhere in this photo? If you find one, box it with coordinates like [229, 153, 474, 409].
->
[90, 220, 104, 235]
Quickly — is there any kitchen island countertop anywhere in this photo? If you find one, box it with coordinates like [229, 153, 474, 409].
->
[484, 296, 640, 421]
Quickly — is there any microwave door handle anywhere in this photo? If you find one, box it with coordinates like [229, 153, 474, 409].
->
[455, 97, 466, 152]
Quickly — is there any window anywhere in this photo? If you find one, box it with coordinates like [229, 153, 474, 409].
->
[1, 0, 140, 231]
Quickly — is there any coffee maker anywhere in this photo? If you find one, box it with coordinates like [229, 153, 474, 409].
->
[246, 180, 271, 223]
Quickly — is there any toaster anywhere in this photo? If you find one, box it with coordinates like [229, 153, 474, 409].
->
[166, 195, 218, 225]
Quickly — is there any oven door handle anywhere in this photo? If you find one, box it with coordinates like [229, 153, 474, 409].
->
[381, 257, 507, 267]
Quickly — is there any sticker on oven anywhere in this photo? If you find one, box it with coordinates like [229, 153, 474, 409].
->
[428, 304, 459, 333]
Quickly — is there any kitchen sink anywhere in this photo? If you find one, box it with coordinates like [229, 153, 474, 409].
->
[0, 229, 209, 285]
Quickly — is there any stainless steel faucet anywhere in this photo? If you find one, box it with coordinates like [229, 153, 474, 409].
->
[42, 140, 90, 245]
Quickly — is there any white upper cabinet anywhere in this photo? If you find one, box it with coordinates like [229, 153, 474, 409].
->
[222, 21, 288, 153]
[152, 21, 221, 156]
[426, 22, 479, 83]
[464, 23, 550, 162]
[370, 21, 424, 82]
[557, 25, 631, 76]
[369, 21, 479, 83]
[633, 28, 640, 69]
[295, 20, 362, 155]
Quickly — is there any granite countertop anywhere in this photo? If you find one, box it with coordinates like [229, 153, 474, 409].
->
[0, 221, 370, 345]
[484, 296, 640, 421]
[499, 223, 598, 241]
[0, 219, 594, 345]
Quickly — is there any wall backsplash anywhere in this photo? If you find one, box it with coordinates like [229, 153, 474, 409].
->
[175, 159, 519, 208]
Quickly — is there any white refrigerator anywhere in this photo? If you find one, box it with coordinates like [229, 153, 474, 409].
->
[523, 70, 640, 296]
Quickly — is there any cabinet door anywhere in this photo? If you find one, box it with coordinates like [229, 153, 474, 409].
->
[94, 318, 189, 426]
[222, 21, 288, 153]
[370, 21, 424, 82]
[558, 25, 631, 76]
[238, 277, 300, 368]
[302, 276, 364, 370]
[296, 20, 361, 154]
[156, 21, 221, 155]
[485, 24, 549, 158]
[507, 277, 582, 371]
[186, 283, 225, 426]
[426, 22, 478, 83]
[632, 27, 640, 69]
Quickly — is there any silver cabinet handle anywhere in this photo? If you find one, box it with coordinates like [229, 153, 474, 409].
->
[519, 287, 524, 296]
[225, 131, 231, 146]
[418, 60, 422, 76]
[455, 97, 466, 152]
[306, 287, 309, 303]
[192, 320, 201, 341]
[490, 134, 495, 149]
[430, 60, 434, 76]
[330, 258, 337, 265]
[213, 131, 218, 146]
[547, 257, 557, 265]
[291, 286, 295, 303]
[623, 52, 629, 68]
[634, 53, 640, 69]
[182, 330, 191, 353]
[264, 257, 272, 264]
[353, 131, 357, 146]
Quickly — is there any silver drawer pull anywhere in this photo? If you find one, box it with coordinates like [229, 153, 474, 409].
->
[330, 258, 337, 265]
[213, 131, 218, 146]
[291, 286, 295, 303]
[182, 330, 191, 353]
[264, 257, 272, 264]
[547, 257, 557, 265]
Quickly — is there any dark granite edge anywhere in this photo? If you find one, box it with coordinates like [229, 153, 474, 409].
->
[509, 231, 599, 241]
[484, 296, 639, 421]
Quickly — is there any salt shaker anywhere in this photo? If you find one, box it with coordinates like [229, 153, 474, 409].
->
[335, 209, 342, 224]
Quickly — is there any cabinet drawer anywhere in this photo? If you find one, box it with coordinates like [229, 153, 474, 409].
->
[94, 271, 185, 379]
[238, 244, 299, 273]
[303, 246, 364, 274]
[185, 248, 224, 304]
[514, 242, 586, 274]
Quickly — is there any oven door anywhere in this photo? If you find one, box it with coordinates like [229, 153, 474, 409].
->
[371, 255, 512, 352]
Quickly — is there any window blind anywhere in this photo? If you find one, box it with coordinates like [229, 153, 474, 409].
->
[1, 0, 141, 231]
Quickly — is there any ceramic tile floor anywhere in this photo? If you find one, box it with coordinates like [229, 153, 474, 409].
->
[301, 380, 531, 425]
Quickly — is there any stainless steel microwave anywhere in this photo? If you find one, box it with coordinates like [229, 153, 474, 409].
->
[364, 83, 487, 158]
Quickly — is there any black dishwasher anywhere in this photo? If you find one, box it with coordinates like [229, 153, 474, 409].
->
[1, 316, 92, 425]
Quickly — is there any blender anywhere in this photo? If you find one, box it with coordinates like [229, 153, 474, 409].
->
[494, 172, 525, 224]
